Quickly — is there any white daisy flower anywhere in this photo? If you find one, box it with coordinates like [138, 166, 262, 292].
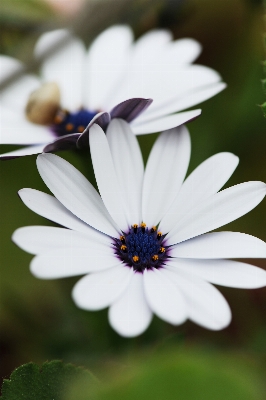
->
[0, 25, 226, 159]
[13, 119, 266, 337]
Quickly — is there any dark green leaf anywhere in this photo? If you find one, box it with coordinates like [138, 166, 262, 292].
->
[1, 360, 96, 400]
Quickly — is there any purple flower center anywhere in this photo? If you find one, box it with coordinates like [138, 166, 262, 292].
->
[51, 108, 97, 136]
[114, 224, 169, 272]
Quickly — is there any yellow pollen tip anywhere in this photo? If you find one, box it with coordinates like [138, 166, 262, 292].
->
[157, 231, 162, 238]
[66, 123, 74, 131]
[54, 115, 64, 124]
[77, 125, 85, 132]
[132, 224, 138, 229]
[141, 223, 146, 228]
[152, 254, 159, 261]
[121, 245, 127, 251]
[120, 235, 125, 241]
[132, 255, 139, 263]
[151, 226, 157, 232]
[160, 247, 165, 253]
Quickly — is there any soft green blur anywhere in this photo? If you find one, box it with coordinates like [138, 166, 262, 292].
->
[66, 347, 265, 399]
[0, 0, 266, 398]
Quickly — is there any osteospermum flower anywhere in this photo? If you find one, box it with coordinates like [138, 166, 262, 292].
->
[0, 25, 226, 159]
[13, 120, 266, 337]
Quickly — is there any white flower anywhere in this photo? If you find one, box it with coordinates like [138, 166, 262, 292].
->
[13, 119, 266, 337]
[0, 25, 226, 159]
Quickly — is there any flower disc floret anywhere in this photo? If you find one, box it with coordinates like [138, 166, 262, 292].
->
[52, 108, 97, 136]
[114, 224, 168, 272]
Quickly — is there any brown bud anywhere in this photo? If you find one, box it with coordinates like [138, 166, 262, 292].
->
[25, 82, 61, 125]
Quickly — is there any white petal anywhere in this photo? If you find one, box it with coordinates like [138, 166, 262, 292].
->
[31, 247, 119, 279]
[170, 232, 266, 259]
[0, 56, 40, 113]
[37, 154, 119, 237]
[142, 126, 191, 227]
[72, 264, 133, 310]
[160, 152, 239, 233]
[137, 82, 226, 124]
[117, 64, 220, 112]
[132, 30, 173, 64]
[108, 272, 152, 337]
[0, 145, 46, 159]
[164, 265, 232, 330]
[162, 38, 202, 65]
[34, 29, 70, 57]
[85, 25, 133, 110]
[12, 226, 112, 255]
[35, 29, 86, 110]
[147, 64, 221, 104]
[18, 189, 101, 235]
[169, 258, 266, 289]
[131, 109, 201, 135]
[89, 124, 129, 231]
[0, 75, 40, 114]
[108, 29, 173, 108]
[167, 181, 266, 244]
[106, 119, 143, 224]
[143, 269, 186, 325]
[0, 106, 54, 144]
[0, 55, 23, 81]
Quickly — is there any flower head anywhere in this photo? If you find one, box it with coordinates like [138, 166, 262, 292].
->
[13, 119, 266, 337]
[0, 25, 226, 159]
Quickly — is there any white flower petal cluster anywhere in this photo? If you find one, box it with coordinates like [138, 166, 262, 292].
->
[13, 120, 266, 337]
[0, 25, 225, 159]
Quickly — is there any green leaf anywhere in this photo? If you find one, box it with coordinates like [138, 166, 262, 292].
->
[1, 360, 96, 400]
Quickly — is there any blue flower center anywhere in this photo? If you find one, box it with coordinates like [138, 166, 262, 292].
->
[51, 108, 97, 136]
[115, 224, 168, 272]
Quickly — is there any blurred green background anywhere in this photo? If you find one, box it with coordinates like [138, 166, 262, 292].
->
[1, 0, 266, 398]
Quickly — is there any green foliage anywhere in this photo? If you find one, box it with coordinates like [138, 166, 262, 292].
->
[261, 78, 266, 117]
[262, 79, 266, 93]
[0, 0, 51, 24]
[1, 350, 265, 400]
[66, 348, 265, 400]
[260, 100, 266, 117]
[0, 0, 53, 57]
[1, 360, 95, 400]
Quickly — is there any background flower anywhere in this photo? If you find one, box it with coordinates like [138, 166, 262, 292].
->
[13, 120, 266, 337]
[0, 24, 225, 159]
[44, 0, 84, 16]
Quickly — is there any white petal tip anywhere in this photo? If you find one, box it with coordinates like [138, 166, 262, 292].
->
[30, 261, 47, 279]
[109, 322, 149, 338]
[30, 256, 58, 279]
[209, 319, 232, 331]
[195, 311, 232, 331]
[11, 230, 20, 246]
[108, 309, 152, 338]
[17, 188, 30, 201]
[72, 292, 104, 312]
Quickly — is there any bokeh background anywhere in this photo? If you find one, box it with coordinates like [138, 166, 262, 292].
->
[1, 0, 266, 398]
